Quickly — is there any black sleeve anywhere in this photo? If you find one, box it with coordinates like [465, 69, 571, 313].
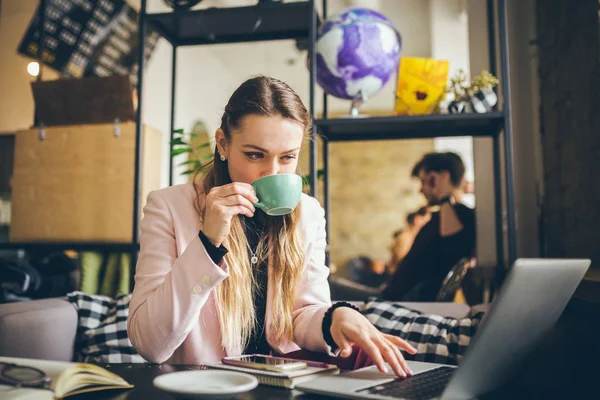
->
[198, 230, 229, 264]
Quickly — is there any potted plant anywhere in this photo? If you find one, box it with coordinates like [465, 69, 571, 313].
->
[445, 69, 499, 113]
[170, 128, 214, 177]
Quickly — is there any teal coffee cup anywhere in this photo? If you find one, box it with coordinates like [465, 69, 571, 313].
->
[251, 174, 302, 216]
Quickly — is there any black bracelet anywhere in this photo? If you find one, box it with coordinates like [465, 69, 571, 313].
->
[321, 301, 362, 349]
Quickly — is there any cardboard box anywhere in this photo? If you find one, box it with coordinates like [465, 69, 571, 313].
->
[10, 76, 162, 243]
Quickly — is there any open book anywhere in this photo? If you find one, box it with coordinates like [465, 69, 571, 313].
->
[202, 361, 339, 389]
[0, 356, 133, 399]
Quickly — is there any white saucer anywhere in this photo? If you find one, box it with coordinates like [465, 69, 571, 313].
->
[153, 370, 259, 399]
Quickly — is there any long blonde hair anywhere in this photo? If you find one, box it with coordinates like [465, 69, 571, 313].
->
[193, 76, 312, 352]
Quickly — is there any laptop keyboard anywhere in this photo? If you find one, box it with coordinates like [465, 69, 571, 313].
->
[357, 366, 455, 400]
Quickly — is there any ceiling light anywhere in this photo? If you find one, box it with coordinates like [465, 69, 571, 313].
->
[27, 62, 40, 77]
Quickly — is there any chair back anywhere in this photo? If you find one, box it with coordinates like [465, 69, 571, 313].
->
[436, 258, 472, 302]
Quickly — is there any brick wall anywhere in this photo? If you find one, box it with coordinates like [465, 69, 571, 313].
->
[300, 137, 434, 270]
[536, 0, 600, 267]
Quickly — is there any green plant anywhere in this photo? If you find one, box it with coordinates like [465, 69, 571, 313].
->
[170, 128, 214, 176]
[301, 169, 325, 187]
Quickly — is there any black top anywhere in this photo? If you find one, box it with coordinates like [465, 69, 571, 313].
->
[199, 213, 340, 354]
[241, 215, 271, 355]
[382, 203, 476, 301]
[199, 215, 270, 355]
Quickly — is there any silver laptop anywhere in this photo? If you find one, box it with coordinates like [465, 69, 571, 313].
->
[297, 258, 590, 400]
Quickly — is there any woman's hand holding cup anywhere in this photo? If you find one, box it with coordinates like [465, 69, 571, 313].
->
[202, 183, 258, 247]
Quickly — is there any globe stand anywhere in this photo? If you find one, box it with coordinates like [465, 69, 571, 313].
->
[349, 90, 369, 118]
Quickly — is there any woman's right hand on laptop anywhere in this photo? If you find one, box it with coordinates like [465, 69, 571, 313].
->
[330, 306, 417, 378]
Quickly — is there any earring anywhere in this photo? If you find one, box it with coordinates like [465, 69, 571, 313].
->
[220, 154, 226, 161]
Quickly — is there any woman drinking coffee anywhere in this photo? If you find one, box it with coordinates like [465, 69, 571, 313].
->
[127, 76, 416, 378]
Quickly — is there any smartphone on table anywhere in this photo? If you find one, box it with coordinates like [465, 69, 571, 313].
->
[222, 354, 308, 372]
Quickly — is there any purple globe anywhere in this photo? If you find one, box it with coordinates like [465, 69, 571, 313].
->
[316, 8, 402, 101]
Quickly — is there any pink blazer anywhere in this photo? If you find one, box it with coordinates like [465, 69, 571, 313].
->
[127, 183, 333, 365]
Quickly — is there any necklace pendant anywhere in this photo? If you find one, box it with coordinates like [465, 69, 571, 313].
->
[251, 255, 258, 265]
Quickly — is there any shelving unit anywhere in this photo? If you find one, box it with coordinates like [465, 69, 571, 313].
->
[316, 0, 517, 279]
[2, 0, 516, 293]
[316, 112, 505, 141]
[139, 0, 517, 283]
[145, 1, 313, 46]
